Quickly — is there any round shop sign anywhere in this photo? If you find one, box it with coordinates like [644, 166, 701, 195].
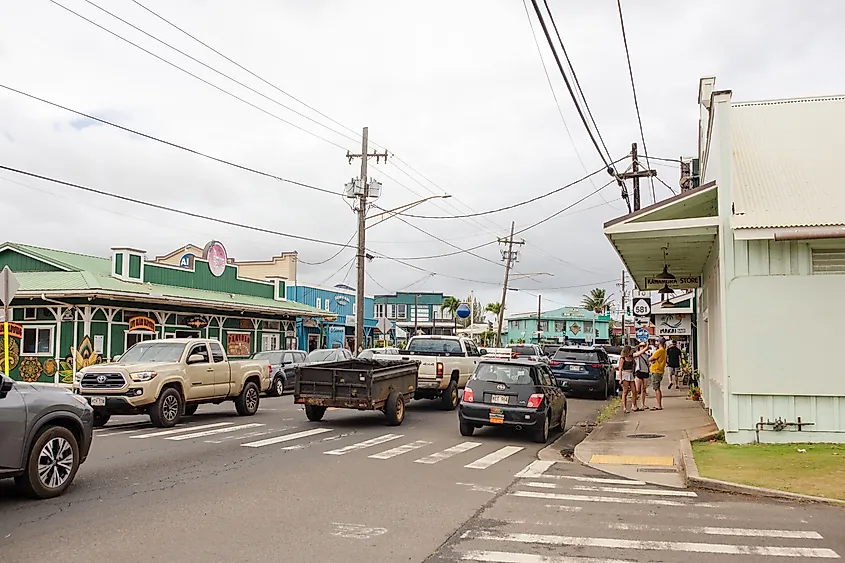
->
[203, 241, 228, 277]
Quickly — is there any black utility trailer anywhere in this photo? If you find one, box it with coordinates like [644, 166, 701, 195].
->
[293, 359, 419, 426]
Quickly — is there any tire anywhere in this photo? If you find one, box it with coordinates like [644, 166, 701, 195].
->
[150, 387, 183, 428]
[305, 405, 326, 422]
[92, 411, 111, 428]
[268, 376, 284, 397]
[533, 412, 550, 443]
[440, 379, 459, 411]
[183, 404, 199, 416]
[558, 408, 567, 431]
[385, 391, 405, 426]
[598, 379, 609, 400]
[235, 381, 260, 416]
[459, 420, 475, 436]
[15, 426, 80, 499]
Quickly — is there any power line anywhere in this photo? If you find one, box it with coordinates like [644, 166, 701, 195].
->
[319, 256, 356, 286]
[299, 231, 357, 265]
[514, 180, 616, 237]
[364, 270, 391, 293]
[655, 175, 678, 196]
[513, 278, 618, 291]
[615, 0, 656, 204]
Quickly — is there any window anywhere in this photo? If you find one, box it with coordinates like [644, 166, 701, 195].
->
[465, 340, 479, 357]
[120, 342, 184, 362]
[475, 363, 536, 385]
[406, 338, 463, 355]
[410, 306, 430, 322]
[24, 308, 38, 320]
[126, 331, 156, 350]
[254, 351, 284, 364]
[22, 327, 52, 355]
[187, 344, 210, 364]
[128, 254, 142, 279]
[209, 341, 225, 363]
[316, 298, 322, 309]
[553, 348, 599, 362]
[395, 304, 407, 319]
[262, 333, 281, 352]
[261, 320, 281, 331]
[537, 367, 553, 386]
[374, 303, 386, 318]
[555, 321, 566, 332]
[538, 320, 547, 332]
[584, 321, 594, 333]
[325, 301, 331, 311]
[812, 249, 845, 274]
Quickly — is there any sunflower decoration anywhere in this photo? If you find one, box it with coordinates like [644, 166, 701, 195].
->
[19, 357, 43, 382]
[43, 358, 58, 376]
[0, 339, 20, 371]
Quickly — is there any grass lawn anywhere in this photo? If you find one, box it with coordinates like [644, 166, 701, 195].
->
[692, 441, 845, 501]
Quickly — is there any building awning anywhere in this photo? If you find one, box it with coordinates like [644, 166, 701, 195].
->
[603, 182, 719, 290]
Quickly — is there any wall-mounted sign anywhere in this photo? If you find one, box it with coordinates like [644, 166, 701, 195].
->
[128, 316, 156, 332]
[227, 332, 251, 356]
[93, 335, 104, 354]
[345, 313, 356, 327]
[179, 253, 196, 269]
[184, 315, 208, 329]
[0, 322, 23, 339]
[334, 295, 351, 306]
[303, 319, 319, 328]
[656, 314, 692, 336]
[644, 276, 701, 290]
[239, 319, 253, 330]
[203, 241, 228, 277]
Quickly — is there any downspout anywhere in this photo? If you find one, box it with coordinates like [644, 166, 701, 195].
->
[41, 294, 78, 380]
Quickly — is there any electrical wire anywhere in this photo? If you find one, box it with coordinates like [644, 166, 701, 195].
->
[655, 175, 678, 196]
[318, 256, 355, 286]
[514, 180, 615, 237]
[513, 278, 618, 291]
[615, 0, 656, 203]
[299, 231, 357, 265]
[364, 271, 391, 293]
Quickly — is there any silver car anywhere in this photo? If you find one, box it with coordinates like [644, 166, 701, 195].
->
[305, 348, 353, 364]
[0, 374, 94, 499]
[357, 347, 400, 360]
[252, 350, 307, 397]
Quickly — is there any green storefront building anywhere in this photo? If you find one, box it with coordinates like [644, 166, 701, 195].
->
[0, 241, 327, 384]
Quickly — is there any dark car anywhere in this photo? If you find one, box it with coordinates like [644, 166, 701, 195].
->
[252, 350, 307, 397]
[458, 359, 566, 443]
[0, 374, 94, 499]
[542, 345, 561, 358]
[549, 346, 614, 399]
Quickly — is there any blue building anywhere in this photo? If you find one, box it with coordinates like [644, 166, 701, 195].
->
[288, 283, 375, 351]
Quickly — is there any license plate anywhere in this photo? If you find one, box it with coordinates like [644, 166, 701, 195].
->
[489, 413, 504, 424]
[491, 394, 509, 405]
[89, 396, 106, 407]
[567, 364, 583, 371]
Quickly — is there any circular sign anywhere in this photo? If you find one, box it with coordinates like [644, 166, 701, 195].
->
[456, 303, 471, 319]
[203, 241, 228, 277]
[636, 327, 649, 342]
[632, 298, 651, 317]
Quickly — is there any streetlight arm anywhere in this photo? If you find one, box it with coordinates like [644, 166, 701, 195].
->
[366, 195, 450, 230]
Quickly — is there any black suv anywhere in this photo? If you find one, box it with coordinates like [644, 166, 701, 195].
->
[0, 374, 94, 499]
[549, 346, 614, 399]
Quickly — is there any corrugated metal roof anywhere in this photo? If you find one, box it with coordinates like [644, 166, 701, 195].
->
[9, 242, 113, 273]
[731, 96, 845, 229]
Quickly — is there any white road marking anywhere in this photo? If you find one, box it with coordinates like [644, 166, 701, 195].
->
[96, 428, 148, 437]
[369, 440, 432, 459]
[523, 482, 557, 489]
[527, 474, 646, 486]
[241, 427, 333, 448]
[331, 523, 387, 539]
[571, 485, 698, 497]
[415, 442, 482, 464]
[465, 446, 524, 470]
[608, 522, 823, 539]
[165, 423, 265, 441]
[324, 434, 403, 455]
[544, 505, 582, 512]
[463, 530, 840, 558]
[515, 460, 555, 478]
[461, 550, 635, 563]
[131, 422, 233, 439]
[455, 482, 501, 494]
[280, 444, 305, 451]
[205, 430, 271, 444]
[510, 490, 685, 507]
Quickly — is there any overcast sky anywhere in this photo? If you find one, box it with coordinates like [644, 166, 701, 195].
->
[2, 0, 844, 316]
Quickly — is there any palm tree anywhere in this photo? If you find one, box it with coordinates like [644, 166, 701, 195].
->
[581, 288, 613, 314]
[441, 296, 461, 334]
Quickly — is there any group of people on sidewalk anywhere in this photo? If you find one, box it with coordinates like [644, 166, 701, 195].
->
[615, 337, 682, 414]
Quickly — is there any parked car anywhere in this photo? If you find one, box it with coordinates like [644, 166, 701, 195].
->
[458, 359, 566, 443]
[0, 373, 94, 499]
[542, 344, 561, 357]
[549, 346, 614, 399]
[357, 347, 401, 360]
[252, 350, 307, 397]
[75, 339, 270, 428]
[507, 344, 549, 363]
[305, 348, 354, 364]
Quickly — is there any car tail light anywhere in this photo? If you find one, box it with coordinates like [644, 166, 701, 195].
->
[526, 393, 544, 409]
[549, 360, 562, 367]
[436, 362, 444, 377]
[589, 363, 602, 369]
[511, 352, 520, 358]
[268, 365, 272, 376]
[463, 387, 474, 402]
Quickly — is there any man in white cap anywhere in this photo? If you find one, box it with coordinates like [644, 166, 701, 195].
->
[665, 339, 682, 389]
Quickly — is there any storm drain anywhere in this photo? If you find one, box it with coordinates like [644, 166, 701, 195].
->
[637, 467, 678, 473]
[626, 433, 665, 439]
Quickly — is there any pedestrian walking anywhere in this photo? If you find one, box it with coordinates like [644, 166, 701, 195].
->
[633, 342, 650, 410]
[666, 339, 682, 389]
[617, 346, 638, 413]
[649, 337, 668, 410]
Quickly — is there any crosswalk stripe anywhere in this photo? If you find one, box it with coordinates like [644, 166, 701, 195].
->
[514, 460, 555, 478]
[165, 423, 265, 441]
[241, 428, 333, 448]
[462, 530, 840, 558]
[96, 428, 148, 437]
[607, 523, 824, 539]
[324, 434, 403, 455]
[465, 446, 523, 470]
[571, 485, 698, 497]
[131, 422, 232, 438]
[368, 440, 432, 460]
[510, 490, 685, 507]
[526, 474, 646, 486]
[415, 441, 482, 464]
[461, 550, 634, 563]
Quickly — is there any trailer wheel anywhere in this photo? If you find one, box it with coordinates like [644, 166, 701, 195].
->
[305, 405, 327, 422]
[385, 392, 405, 426]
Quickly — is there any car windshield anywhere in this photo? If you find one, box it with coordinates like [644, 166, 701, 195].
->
[407, 338, 462, 355]
[253, 351, 283, 364]
[474, 363, 536, 385]
[509, 345, 537, 356]
[306, 349, 336, 363]
[554, 349, 599, 362]
[120, 342, 186, 363]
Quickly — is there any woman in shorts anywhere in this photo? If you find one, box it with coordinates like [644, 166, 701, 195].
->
[617, 345, 638, 412]
[633, 342, 650, 410]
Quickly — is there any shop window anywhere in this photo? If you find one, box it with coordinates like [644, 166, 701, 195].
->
[24, 307, 38, 320]
[262, 333, 281, 351]
[325, 301, 331, 311]
[374, 304, 386, 318]
[395, 304, 407, 319]
[262, 320, 281, 331]
[316, 298, 322, 309]
[22, 327, 53, 355]
[555, 321, 566, 332]
[126, 331, 156, 350]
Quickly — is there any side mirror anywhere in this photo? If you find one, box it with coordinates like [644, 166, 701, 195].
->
[0, 376, 13, 399]
[479, 348, 488, 356]
[187, 354, 205, 365]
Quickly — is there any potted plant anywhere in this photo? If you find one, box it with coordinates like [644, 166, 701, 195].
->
[688, 385, 701, 401]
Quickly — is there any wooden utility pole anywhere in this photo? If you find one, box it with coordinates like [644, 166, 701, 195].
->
[495, 222, 524, 347]
[620, 270, 626, 345]
[618, 142, 657, 211]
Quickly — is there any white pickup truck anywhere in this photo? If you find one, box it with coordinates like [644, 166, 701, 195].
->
[382, 336, 484, 410]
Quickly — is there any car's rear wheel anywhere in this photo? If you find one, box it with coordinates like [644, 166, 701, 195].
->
[150, 387, 183, 428]
[92, 411, 111, 428]
[385, 391, 405, 426]
[459, 420, 475, 436]
[235, 381, 260, 416]
[533, 412, 550, 443]
[440, 380, 459, 411]
[15, 426, 80, 499]
[559, 408, 567, 431]
[305, 405, 326, 422]
[268, 375, 284, 397]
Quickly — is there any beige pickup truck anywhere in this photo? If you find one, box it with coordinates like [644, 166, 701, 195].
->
[74, 338, 270, 428]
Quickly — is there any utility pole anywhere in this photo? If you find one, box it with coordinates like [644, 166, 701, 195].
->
[618, 142, 657, 211]
[620, 270, 626, 346]
[536, 294, 542, 345]
[414, 294, 419, 335]
[496, 221, 525, 347]
[345, 126, 388, 352]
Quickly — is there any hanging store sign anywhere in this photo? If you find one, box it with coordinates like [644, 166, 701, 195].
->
[239, 319, 253, 330]
[227, 332, 251, 356]
[184, 315, 208, 329]
[128, 316, 156, 332]
[345, 313, 356, 327]
[203, 241, 228, 277]
[0, 322, 23, 339]
[656, 314, 692, 336]
[334, 295, 351, 306]
[644, 276, 701, 290]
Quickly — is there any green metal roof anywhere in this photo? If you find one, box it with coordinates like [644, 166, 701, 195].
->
[8, 242, 113, 274]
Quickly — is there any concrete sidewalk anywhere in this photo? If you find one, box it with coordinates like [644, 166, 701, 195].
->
[573, 386, 718, 488]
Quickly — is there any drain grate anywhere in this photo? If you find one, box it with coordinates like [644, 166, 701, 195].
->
[637, 467, 678, 473]
[626, 433, 666, 439]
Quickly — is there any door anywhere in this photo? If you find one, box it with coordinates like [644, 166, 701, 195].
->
[0, 378, 26, 471]
[208, 341, 232, 396]
[184, 343, 215, 399]
[536, 366, 563, 423]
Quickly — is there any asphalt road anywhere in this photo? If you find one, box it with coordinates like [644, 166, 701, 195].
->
[0, 392, 606, 563]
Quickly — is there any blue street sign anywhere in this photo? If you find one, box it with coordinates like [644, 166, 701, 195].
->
[456, 303, 471, 319]
[636, 327, 649, 342]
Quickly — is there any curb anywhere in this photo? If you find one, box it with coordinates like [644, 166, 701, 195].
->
[680, 437, 845, 508]
[538, 425, 587, 462]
